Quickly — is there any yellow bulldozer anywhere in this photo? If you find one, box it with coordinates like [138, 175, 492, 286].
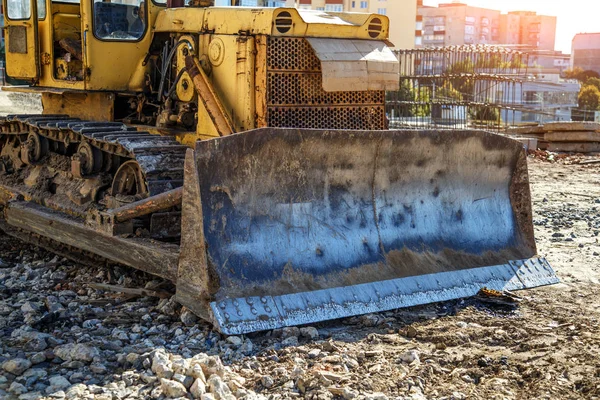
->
[0, 0, 557, 334]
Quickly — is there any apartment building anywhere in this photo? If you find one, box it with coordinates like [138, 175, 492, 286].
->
[571, 33, 600, 76]
[499, 11, 556, 51]
[418, 3, 556, 51]
[419, 3, 500, 47]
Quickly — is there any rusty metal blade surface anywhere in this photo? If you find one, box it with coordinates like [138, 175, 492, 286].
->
[177, 128, 550, 331]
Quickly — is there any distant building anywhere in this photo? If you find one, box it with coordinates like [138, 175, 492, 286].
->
[571, 33, 600, 76]
[418, 3, 556, 50]
[529, 50, 570, 72]
[517, 75, 580, 123]
[499, 11, 556, 51]
[419, 3, 500, 46]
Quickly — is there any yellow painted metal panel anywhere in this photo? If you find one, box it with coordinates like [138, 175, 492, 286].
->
[37, 0, 86, 90]
[80, 0, 164, 91]
[41, 91, 114, 121]
[4, 0, 40, 80]
[199, 34, 255, 133]
[153, 7, 389, 41]
[175, 35, 197, 102]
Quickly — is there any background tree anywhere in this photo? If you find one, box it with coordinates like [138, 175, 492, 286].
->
[386, 80, 430, 118]
[435, 82, 462, 101]
[469, 105, 500, 122]
[445, 60, 474, 101]
[563, 67, 600, 82]
[578, 85, 600, 110]
[585, 77, 600, 92]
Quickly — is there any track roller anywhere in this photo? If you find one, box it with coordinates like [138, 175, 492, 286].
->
[72, 142, 103, 178]
[21, 132, 49, 165]
[111, 160, 149, 201]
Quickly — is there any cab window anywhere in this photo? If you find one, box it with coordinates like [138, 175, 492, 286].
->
[6, 0, 45, 19]
[93, 0, 146, 40]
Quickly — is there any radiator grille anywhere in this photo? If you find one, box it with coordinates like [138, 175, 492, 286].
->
[266, 37, 386, 130]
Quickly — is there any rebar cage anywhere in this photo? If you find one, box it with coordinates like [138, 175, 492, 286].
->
[388, 45, 530, 132]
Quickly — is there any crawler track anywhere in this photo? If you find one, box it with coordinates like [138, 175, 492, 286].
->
[0, 114, 186, 221]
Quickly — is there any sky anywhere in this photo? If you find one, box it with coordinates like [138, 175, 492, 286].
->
[423, 0, 599, 54]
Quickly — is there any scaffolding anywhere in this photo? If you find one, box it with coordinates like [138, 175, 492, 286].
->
[387, 45, 529, 131]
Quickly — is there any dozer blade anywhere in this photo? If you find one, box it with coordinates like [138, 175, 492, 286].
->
[176, 128, 558, 334]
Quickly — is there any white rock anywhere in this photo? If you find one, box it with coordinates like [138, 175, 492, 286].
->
[329, 388, 358, 400]
[2, 358, 32, 375]
[239, 339, 253, 355]
[201, 394, 216, 400]
[341, 388, 358, 400]
[125, 353, 139, 364]
[181, 308, 199, 326]
[89, 363, 108, 374]
[23, 368, 47, 379]
[307, 349, 321, 359]
[19, 392, 43, 400]
[226, 336, 243, 347]
[140, 371, 157, 384]
[360, 314, 380, 327]
[87, 385, 103, 394]
[188, 363, 207, 383]
[208, 375, 233, 400]
[398, 350, 420, 364]
[48, 376, 71, 391]
[160, 378, 188, 398]
[291, 366, 304, 379]
[366, 393, 388, 400]
[197, 355, 224, 377]
[281, 336, 299, 347]
[152, 350, 174, 379]
[30, 353, 46, 364]
[66, 384, 87, 399]
[299, 327, 319, 340]
[20, 302, 39, 313]
[54, 343, 99, 362]
[173, 373, 193, 389]
[281, 327, 300, 338]
[9, 382, 27, 395]
[171, 357, 190, 375]
[190, 378, 207, 399]
[261, 375, 274, 388]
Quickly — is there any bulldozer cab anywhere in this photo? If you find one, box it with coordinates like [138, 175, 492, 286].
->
[2, 0, 159, 90]
[3, 0, 42, 80]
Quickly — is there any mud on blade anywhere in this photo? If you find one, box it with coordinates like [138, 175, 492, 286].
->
[176, 128, 558, 334]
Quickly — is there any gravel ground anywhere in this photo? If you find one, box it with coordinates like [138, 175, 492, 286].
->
[1, 150, 600, 400]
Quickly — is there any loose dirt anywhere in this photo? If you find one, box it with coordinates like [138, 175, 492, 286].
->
[0, 150, 599, 400]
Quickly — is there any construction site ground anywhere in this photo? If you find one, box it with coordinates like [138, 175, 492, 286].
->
[0, 90, 599, 399]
